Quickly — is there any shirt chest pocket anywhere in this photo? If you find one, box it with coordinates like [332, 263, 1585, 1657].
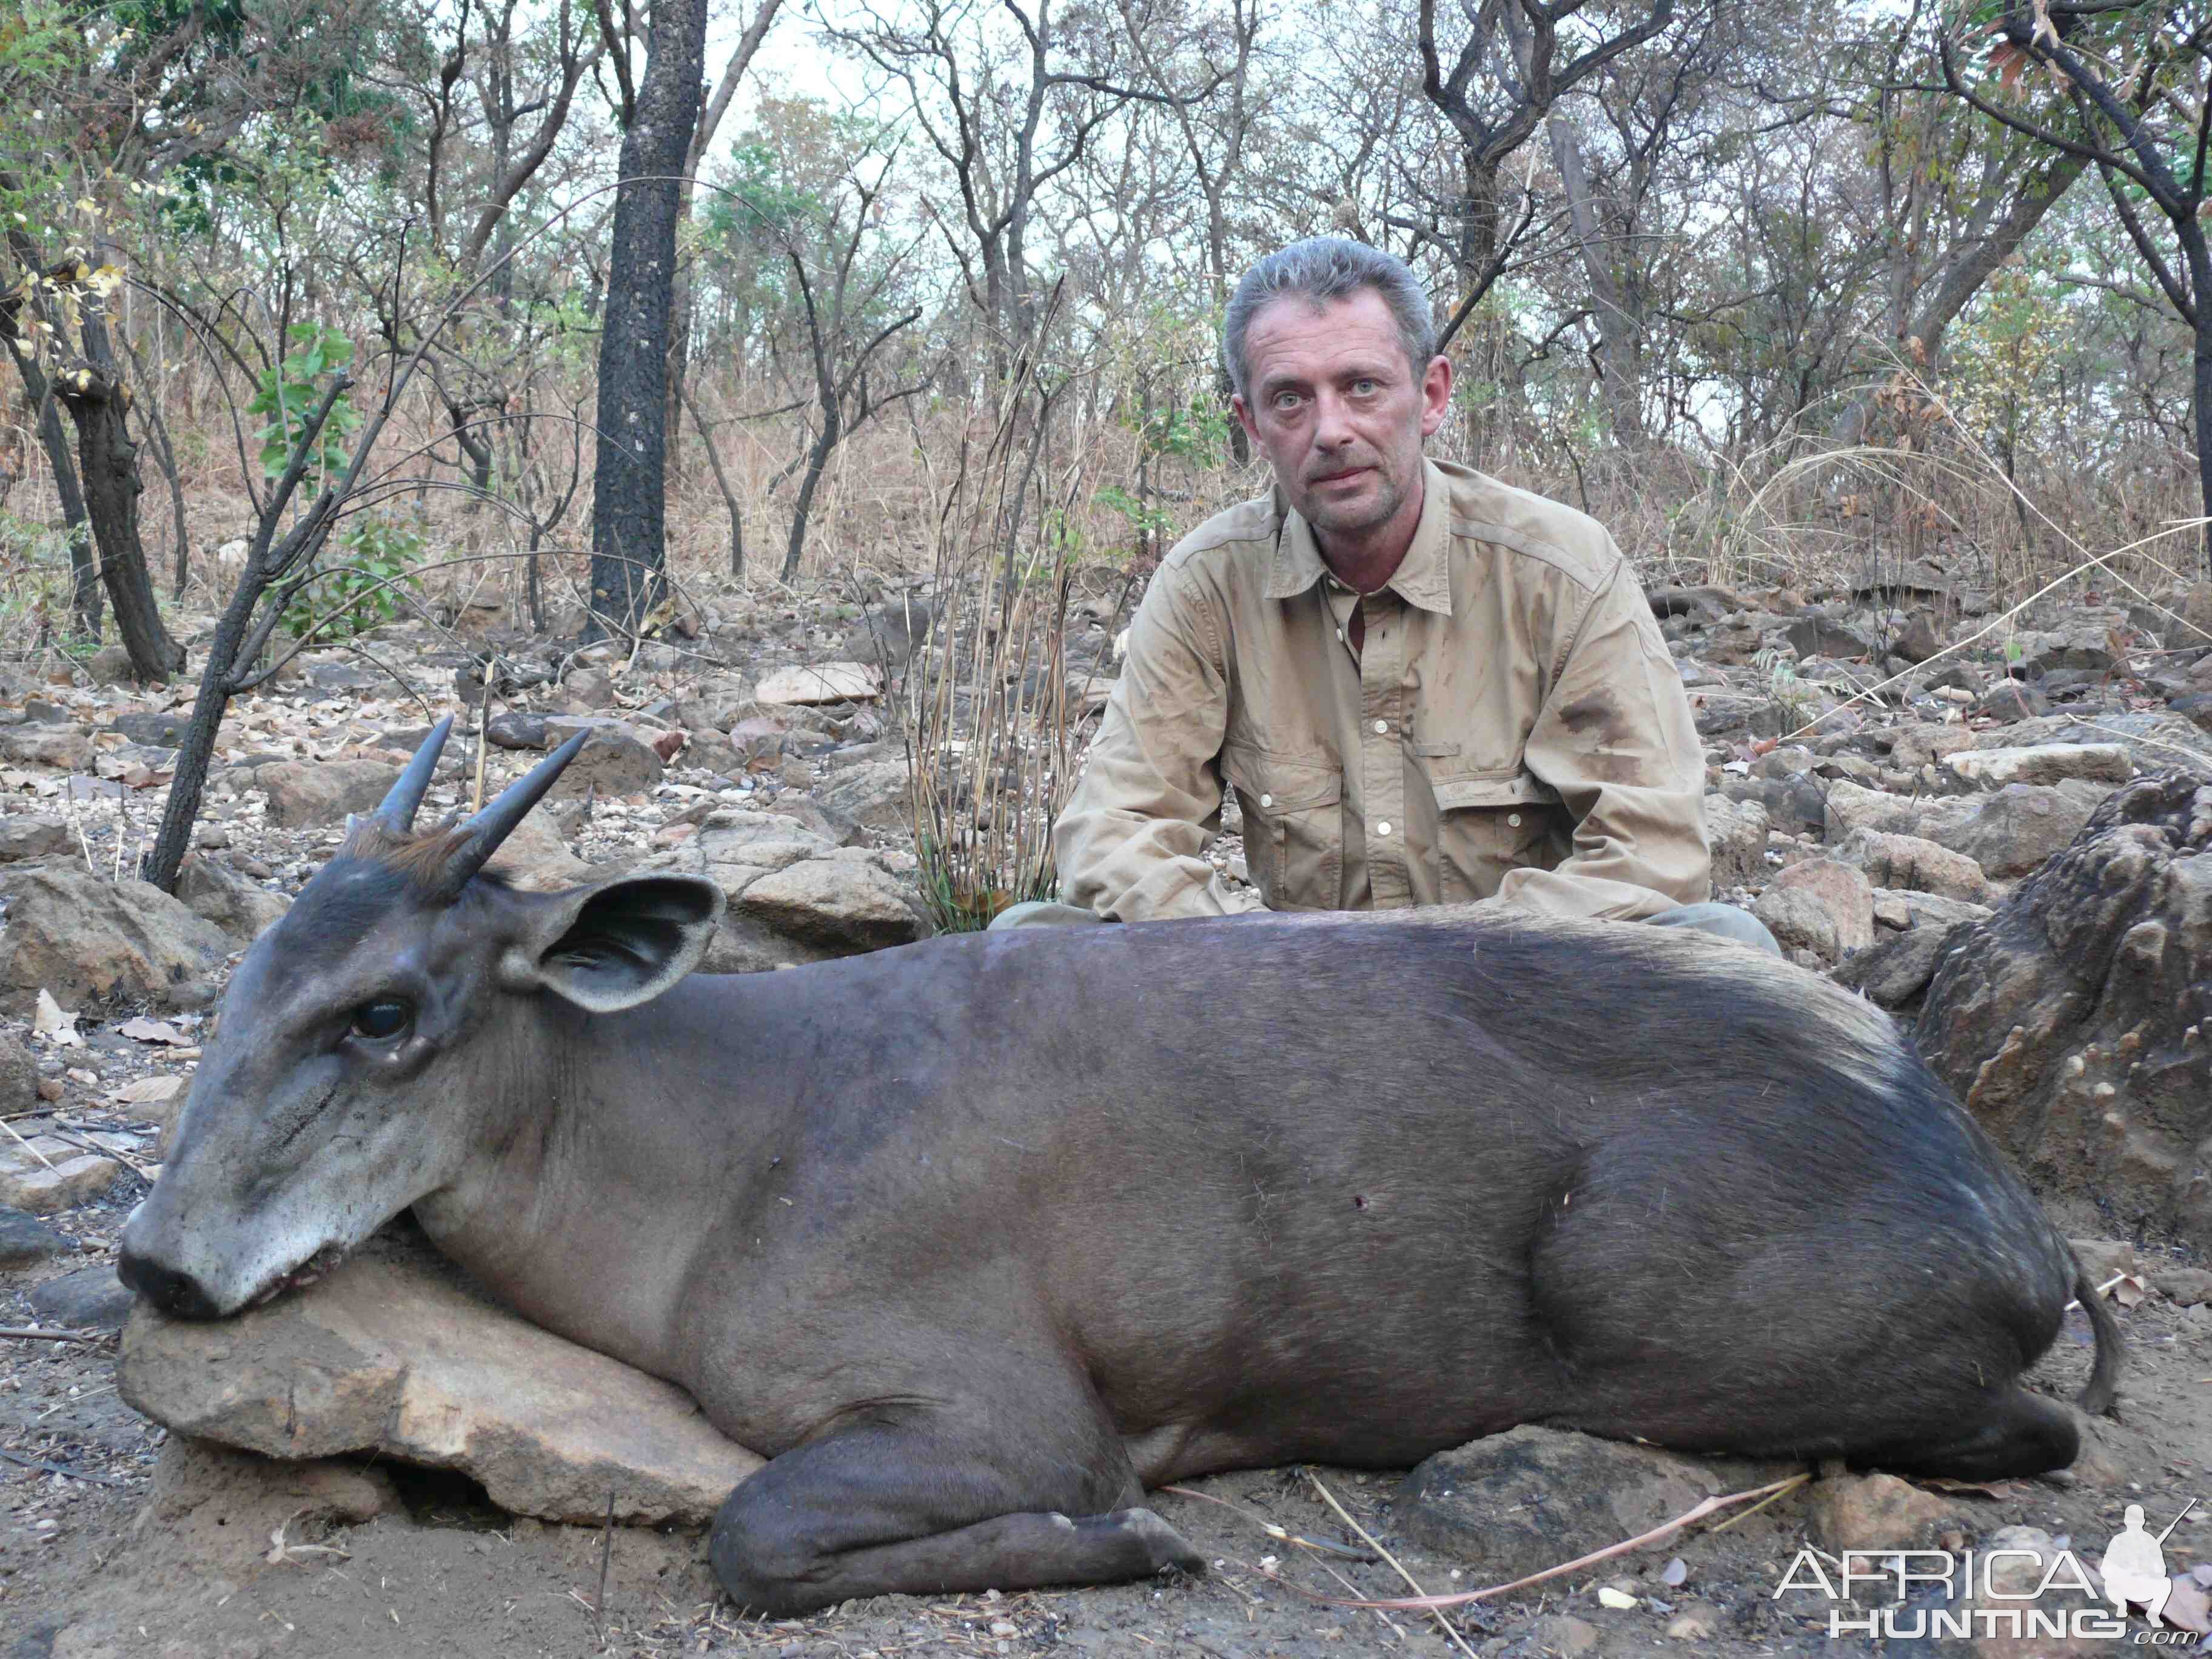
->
[1222, 745, 1342, 910]
[1431, 773, 1561, 898]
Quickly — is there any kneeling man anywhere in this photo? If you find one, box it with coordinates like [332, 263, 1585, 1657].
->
[1007, 237, 1770, 951]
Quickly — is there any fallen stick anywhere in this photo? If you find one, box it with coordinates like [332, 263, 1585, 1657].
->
[1258, 1472, 1812, 1612]
[0, 1326, 105, 1342]
[0, 1446, 131, 1487]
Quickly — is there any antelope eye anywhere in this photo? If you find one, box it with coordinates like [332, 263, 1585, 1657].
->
[350, 1000, 412, 1041]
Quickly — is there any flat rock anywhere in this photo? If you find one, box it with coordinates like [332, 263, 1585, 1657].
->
[1395, 1425, 1801, 1581]
[0, 865, 232, 1014]
[119, 1227, 763, 1526]
[0, 1135, 124, 1213]
[1972, 680, 2048, 723]
[1942, 742, 2133, 791]
[814, 756, 913, 833]
[175, 853, 293, 945]
[548, 727, 665, 800]
[0, 725, 94, 771]
[109, 710, 190, 747]
[756, 662, 883, 706]
[485, 711, 549, 750]
[256, 759, 404, 829]
[1831, 826, 1991, 903]
[1806, 1470, 1957, 1551]
[734, 857, 923, 952]
[1703, 794, 1769, 888]
[0, 814, 72, 862]
[0, 1204, 73, 1266]
[30, 1264, 134, 1332]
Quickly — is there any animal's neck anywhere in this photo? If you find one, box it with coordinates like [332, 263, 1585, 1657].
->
[411, 978, 777, 1378]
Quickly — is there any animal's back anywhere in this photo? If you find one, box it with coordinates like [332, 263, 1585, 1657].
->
[735, 909, 2079, 1478]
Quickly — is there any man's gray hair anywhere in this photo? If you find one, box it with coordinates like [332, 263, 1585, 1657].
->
[1221, 238, 1437, 402]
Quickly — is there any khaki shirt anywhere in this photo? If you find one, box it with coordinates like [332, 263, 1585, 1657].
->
[1056, 459, 1709, 922]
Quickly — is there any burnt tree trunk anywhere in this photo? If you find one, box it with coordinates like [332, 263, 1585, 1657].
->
[1, 338, 102, 637]
[53, 302, 184, 680]
[586, 0, 708, 639]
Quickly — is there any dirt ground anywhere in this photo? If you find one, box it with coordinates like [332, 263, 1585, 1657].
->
[5, 1174, 2209, 1659]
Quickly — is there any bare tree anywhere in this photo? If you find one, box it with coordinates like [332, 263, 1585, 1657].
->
[1939, 0, 2212, 569]
[586, 0, 709, 636]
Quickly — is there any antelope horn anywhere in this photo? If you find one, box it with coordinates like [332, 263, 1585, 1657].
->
[375, 715, 454, 831]
[438, 730, 589, 894]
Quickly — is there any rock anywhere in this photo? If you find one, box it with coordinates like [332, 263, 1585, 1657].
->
[1827, 777, 2122, 879]
[1887, 723, 1979, 771]
[1395, 1425, 1801, 1582]
[0, 814, 71, 862]
[142, 1435, 399, 1573]
[2174, 691, 2212, 736]
[560, 666, 616, 709]
[1960, 1526, 2110, 1658]
[1832, 923, 1971, 1010]
[2154, 1265, 2212, 1305]
[0, 725, 95, 771]
[813, 756, 913, 833]
[175, 854, 292, 945]
[0, 1028, 35, 1105]
[1703, 794, 1769, 889]
[481, 811, 592, 889]
[1894, 609, 1945, 663]
[485, 711, 549, 750]
[756, 662, 884, 706]
[1917, 771, 2212, 1245]
[83, 643, 137, 685]
[1806, 1470, 1956, 1551]
[119, 1227, 763, 1526]
[1523, 1615, 1600, 1655]
[1719, 771, 1826, 837]
[853, 595, 934, 679]
[0, 1135, 124, 1213]
[1754, 859, 1874, 961]
[728, 715, 789, 766]
[548, 727, 664, 800]
[735, 859, 923, 953]
[108, 710, 189, 747]
[2068, 1238, 2137, 1284]
[1972, 680, 2048, 723]
[1664, 1603, 1723, 1640]
[1784, 614, 1875, 660]
[0, 1204, 73, 1266]
[1943, 742, 2133, 791]
[256, 759, 404, 829]
[29, 1264, 134, 1332]
[1831, 828, 1991, 903]
[0, 865, 232, 1014]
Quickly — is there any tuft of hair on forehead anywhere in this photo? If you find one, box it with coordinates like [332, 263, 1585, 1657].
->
[335, 816, 476, 890]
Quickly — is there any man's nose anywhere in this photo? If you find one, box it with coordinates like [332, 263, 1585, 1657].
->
[1312, 388, 1355, 451]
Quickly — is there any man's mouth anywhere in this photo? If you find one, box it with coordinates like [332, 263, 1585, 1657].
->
[1312, 466, 1370, 486]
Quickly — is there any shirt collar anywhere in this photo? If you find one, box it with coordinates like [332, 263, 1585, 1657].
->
[1263, 458, 1454, 614]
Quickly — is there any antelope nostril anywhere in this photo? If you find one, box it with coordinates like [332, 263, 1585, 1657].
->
[117, 1250, 223, 1321]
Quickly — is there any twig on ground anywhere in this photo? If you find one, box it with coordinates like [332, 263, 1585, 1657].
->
[594, 1486, 615, 1641]
[0, 1326, 106, 1342]
[1306, 1470, 1478, 1658]
[0, 1445, 130, 1485]
[1, 1114, 61, 1173]
[1259, 1472, 1811, 1612]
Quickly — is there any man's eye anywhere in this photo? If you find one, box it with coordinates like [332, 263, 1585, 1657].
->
[1352, 379, 1378, 395]
[1273, 392, 1302, 411]
[350, 1000, 412, 1041]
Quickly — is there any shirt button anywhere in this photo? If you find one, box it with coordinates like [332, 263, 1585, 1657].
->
[1507, 813, 1521, 827]
[1259, 793, 1273, 808]
[1377, 820, 1392, 836]
[1373, 719, 1388, 734]
[1336, 629, 1344, 642]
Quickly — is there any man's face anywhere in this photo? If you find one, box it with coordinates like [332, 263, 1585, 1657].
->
[1232, 287, 1452, 558]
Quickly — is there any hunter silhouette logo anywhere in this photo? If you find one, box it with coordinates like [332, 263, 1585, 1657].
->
[2103, 1498, 2197, 1627]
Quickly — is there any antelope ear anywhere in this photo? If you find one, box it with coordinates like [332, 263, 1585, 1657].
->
[503, 875, 726, 1011]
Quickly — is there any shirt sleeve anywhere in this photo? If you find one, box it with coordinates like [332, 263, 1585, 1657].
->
[1054, 563, 1271, 922]
[1493, 558, 1712, 922]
